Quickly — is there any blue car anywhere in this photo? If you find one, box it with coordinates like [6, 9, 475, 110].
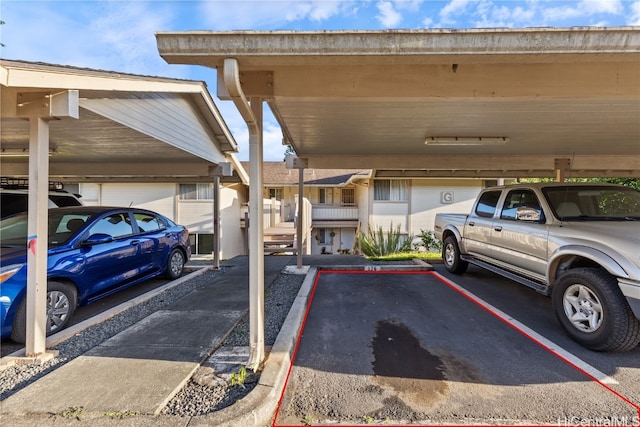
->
[0, 206, 191, 343]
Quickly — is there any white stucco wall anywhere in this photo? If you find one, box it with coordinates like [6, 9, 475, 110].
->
[409, 179, 483, 234]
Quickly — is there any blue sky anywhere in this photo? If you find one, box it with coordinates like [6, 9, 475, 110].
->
[1, 0, 639, 161]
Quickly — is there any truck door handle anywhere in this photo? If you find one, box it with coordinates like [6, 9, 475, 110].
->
[468, 221, 475, 226]
[494, 226, 502, 232]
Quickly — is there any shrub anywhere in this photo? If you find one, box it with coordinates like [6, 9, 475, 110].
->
[357, 222, 413, 257]
[416, 229, 442, 252]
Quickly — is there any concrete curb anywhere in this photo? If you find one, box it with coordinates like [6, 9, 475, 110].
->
[192, 267, 318, 427]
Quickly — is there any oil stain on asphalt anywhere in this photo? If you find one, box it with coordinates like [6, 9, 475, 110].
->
[371, 319, 449, 412]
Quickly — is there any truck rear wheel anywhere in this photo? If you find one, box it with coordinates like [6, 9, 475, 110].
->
[442, 236, 468, 274]
[552, 268, 640, 352]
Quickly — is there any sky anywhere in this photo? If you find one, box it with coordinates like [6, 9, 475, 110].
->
[1, 0, 639, 161]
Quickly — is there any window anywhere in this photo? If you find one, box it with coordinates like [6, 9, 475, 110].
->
[134, 212, 164, 233]
[189, 233, 214, 255]
[341, 188, 355, 205]
[89, 213, 134, 238]
[500, 190, 541, 221]
[315, 228, 334, 244]
[179, 183, 213, 200]
[268, 188, 283, 200]
[374, 180, 408, 201]
[475, 191, 501, 218]
[319, 188, 333, 204]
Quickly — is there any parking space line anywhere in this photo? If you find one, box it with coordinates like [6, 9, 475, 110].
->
[431, 272, 626, 389]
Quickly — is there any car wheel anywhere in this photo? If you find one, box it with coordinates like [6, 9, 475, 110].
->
[11, 281, 77, 344]
[442, 236, 468, 274]
[552, 268, 640, 352]
[165, 248, 185, 280]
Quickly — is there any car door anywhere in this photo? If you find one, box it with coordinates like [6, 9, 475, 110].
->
[79, 211, 140, 299]
[490, 189, 548, 278]
[463, 190, 501, 261]
[132, 210, 168, 273]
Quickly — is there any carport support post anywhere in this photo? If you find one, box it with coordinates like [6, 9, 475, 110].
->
[209, 162, 233, 270]
[297, 168, 304, 268]
[221, 58, 264, 369]
[213, 175, 221, 269]
[248, 97, 265, 370]
[25, 117, 51, 356]
[285, 154, 308, 269]
[16, 90, 78, 359]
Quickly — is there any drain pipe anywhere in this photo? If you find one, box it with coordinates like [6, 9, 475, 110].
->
[223, 58, 265, 370]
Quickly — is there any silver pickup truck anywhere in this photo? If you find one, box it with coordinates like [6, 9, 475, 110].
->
[434, 183, 640, 352]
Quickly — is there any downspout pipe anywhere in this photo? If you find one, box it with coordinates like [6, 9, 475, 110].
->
[223, 58, 259, 134]
[222, 58, 265, 370]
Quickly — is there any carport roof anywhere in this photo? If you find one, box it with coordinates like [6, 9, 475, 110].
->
[157, 27, 640, 178]
[1, 59, 246, 183]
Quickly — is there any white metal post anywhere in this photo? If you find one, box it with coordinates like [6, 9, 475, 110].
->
[25, 117, 50, 356]
[247, 97, 265, 370]
[213, 175, 221, 269]
[297, 168, 304, 269]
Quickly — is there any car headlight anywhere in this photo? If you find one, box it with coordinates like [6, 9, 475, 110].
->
[0, 264, 23, 284]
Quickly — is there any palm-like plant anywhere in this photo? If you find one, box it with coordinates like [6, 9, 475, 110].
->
[357, 222, 412, 257]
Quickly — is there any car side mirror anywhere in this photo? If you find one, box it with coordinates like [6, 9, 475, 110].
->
[83, 233, 114, 245]
[515, 207, 541, 222]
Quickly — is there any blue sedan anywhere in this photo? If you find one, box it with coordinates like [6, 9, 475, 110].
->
[0, 206, 191, 342]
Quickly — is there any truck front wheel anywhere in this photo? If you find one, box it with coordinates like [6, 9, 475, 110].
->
[442, 236, 468, 274]
[552, 268, 640, 352]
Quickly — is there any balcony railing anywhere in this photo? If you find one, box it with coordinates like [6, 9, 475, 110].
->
[312, 205, 359, 221]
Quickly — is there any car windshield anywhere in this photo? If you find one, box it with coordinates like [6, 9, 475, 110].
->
[0, 211, 93, 248]
[543, 185, 640, 221]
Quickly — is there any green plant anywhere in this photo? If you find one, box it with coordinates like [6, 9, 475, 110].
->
[356, 222, 413, 257]
[302, 414, 313, 425]
[55, 406, 84, 420]
[363, 415, 375, 423]
[104, 410, 138, 419]
[229, 366, 247, 387]
[417, 229, 442, 252]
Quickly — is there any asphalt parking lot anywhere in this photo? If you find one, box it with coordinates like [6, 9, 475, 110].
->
[274, 265, 640, 426]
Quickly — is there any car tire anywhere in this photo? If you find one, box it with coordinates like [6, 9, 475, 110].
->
[552, 268, 640, 352]
[442, 236, 468, 274]
[165, 248, 185, 280]
[11, 281, 77, 344]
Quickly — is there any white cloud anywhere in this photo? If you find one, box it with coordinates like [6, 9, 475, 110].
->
[581, 0, 623, 14]
[86, 1, 177, 75]
[542, 0, 623, 22]
[440, 0, 474, 25]
[376, 1, 403, 27]
[0, 1, 182, 78]
[630, 1, 640, 25]
[199, 0, 356, 29]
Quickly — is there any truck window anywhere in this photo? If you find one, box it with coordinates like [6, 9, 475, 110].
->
[501, 189, 541, 220]
[475, 191, 501, 218]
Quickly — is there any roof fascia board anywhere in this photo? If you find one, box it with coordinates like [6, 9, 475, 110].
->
[157, 27, 640, 67]
[1, 61, 203, 93]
